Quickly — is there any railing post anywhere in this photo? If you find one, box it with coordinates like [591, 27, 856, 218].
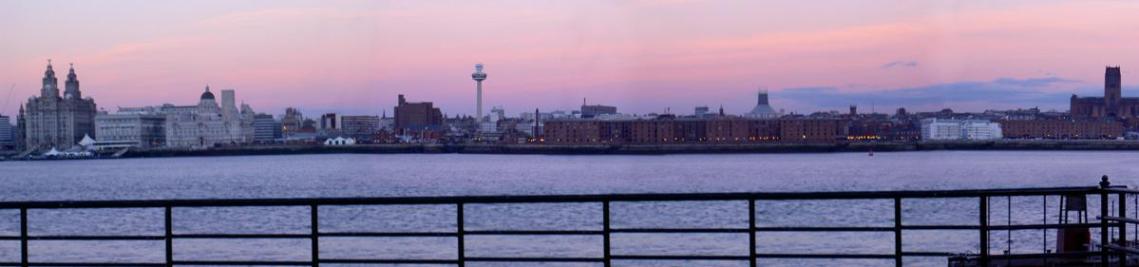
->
[20, 207, 28, 267]
[749, 199, 757, 267]
[1119, 191, 1128, 266]
[310, 204, 319, 267]
[603, 200, 611, 267]
[979, 196, 989, 266]
[1101, 176, 1110, 266]
[165, 205, 173, 267]
[457, 202, 465, 267]
[894, 197, 902, 267]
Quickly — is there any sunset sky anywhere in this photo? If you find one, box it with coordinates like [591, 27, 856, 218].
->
[2, 0, 1138, 118]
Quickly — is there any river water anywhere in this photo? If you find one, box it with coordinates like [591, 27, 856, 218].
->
[0, 151, 1137, 266]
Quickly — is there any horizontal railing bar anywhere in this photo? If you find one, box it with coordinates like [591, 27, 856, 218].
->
[900, 251, 958, 257]
[26, 235, 165, 240]
[0, 186, 1105, 209]
[612, 228, 750, 233]
[1101, 216, 1139, 224]
[319, 258, 460, 264]
[171, 260, 311, 265]
[610, 255, 751, 260]
[989, 223, 1102, 230]
[755, 226, 893, 232]
[754, 253, 896, 259]
[1103, 244, 1139, 255]
[319, 231, 458, 237]
[466, 230, 603, 235]
[463, 257, 602, 262]
[172, 234, 310, 239]
[23, 263, 165, 267]
[901, 225, 979, 230]
[1105, 188, 1139, 194]
[986, 251, 1102, 259]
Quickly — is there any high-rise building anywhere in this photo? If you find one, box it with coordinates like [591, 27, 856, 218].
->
[580, 103, 617, 119]
[320, 113, 338, 130]
[0, 114, 13, 150]
[472, 64, 487, 122]
[394, 94, 443, 132]
[20, 61, 98, 150]
[1071, 67, 1139, 119]
[340, 115, 380, 141]
[252, 113, 282, 143]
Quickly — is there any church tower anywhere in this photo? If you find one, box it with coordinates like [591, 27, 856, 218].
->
[41, 60, 59, 98]
[64, 63, 81, 99]
[1105, 66, 1122, 116]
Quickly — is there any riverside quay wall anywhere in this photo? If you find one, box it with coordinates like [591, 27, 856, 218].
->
[112, 140, 1139, 158]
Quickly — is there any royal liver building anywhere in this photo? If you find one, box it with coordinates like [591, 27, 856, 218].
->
[19, 61, 97, 150]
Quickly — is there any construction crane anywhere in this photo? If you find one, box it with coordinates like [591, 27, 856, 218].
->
[2, 84, 13, 114]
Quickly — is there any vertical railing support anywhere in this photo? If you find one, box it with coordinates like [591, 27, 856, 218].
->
[894, 197, 903, 267]
[603, 200, 612, 267]
[457, 202, 465, 267]
[310, 204, 319, 267]
[1100, 176, 1111, 266]
[19, 207, 28, 267]
[1119, 192, 1128, 266]
[164, 205, 173, 267]
[979, 196, 989, 267]
[749, 199, 757, 267]
[1101, 184, 1111, 265]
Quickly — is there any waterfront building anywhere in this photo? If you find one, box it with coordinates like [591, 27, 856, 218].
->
[581, 103, 617, 119]
[155, 86, 255, 148]
[281, 107, 305, 136]
[20, 62, 98, 150]
[0, 114, 12, 150]
[320, 113, 338, 130]
[339, 115, 380, 142]
[252, 113, 282, 143]
[394, 94, 443, 132]
[920, 118, 1002, 140]
[1071, 67, 1139, 119]
[93, 109, 166, 148]
[694, 106, 710, 118]
[745, 90, 779, 119]
[542, 117, 841, 145]
[1000, 119, 1123, 139]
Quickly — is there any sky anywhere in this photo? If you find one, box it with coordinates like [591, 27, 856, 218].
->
[2, 0, 1139, 118]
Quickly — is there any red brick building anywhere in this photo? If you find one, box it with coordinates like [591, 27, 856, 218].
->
[543, 117, 844, 145]
[393, 94, 443, 133]
[999, 119, 1123, 139]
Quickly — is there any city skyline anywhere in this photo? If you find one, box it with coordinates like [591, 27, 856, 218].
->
[3, 1, 1139, 117]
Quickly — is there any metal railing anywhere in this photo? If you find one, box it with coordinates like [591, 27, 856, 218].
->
[0, 177, 1132, 267]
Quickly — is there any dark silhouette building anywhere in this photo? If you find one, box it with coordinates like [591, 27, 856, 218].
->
[1071, 67, 1138, 119]
[394, 94, 443, 132]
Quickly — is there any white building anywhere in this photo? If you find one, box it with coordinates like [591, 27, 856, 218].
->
[109, 86, 255, 148]
[94, 109, 166, 148]
[920, 118, 1002, 140]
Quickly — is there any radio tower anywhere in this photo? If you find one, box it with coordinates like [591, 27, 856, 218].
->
[471, 64, 487, 122]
